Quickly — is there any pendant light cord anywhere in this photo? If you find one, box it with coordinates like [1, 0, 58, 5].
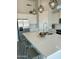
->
[39, 0, 41, 6]
[33, 0, 34, 9]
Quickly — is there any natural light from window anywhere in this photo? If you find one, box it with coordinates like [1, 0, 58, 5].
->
[47, 50, 61, 59]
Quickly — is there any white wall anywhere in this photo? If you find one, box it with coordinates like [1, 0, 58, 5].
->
[48, 5, 61, 27]
[17, 0, 61, 31]
[39, 11, 48, 32]
[38, 0, 61, 31]
[17, 13, 37, 24]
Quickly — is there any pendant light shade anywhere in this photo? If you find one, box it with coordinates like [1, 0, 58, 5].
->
[38, 0, 44, 13]
[32, 9, 37, 15]
[38, 5, 44, 13]
[49, 0, 58, 9]
[30, 0, 37, 15]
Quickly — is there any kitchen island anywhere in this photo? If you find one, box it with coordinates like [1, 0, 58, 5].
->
[23, 32, 61, 57]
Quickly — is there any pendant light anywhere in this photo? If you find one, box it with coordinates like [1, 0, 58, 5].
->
[38, 0, 44, 13]
[32, 0, 37, 15]
[32, 9, 37, 15]
[49, 0, 58, 9]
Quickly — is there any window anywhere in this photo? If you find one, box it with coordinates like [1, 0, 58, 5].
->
[18, 19, 29, 28]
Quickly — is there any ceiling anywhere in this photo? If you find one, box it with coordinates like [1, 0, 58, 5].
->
[17, 0, 61, 14]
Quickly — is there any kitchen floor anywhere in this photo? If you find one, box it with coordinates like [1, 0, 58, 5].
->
[17, 41, 28, 59]
[17, 40, 39, 59]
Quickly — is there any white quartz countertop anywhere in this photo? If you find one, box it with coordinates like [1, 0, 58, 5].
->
[23, 32, 61, 57]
